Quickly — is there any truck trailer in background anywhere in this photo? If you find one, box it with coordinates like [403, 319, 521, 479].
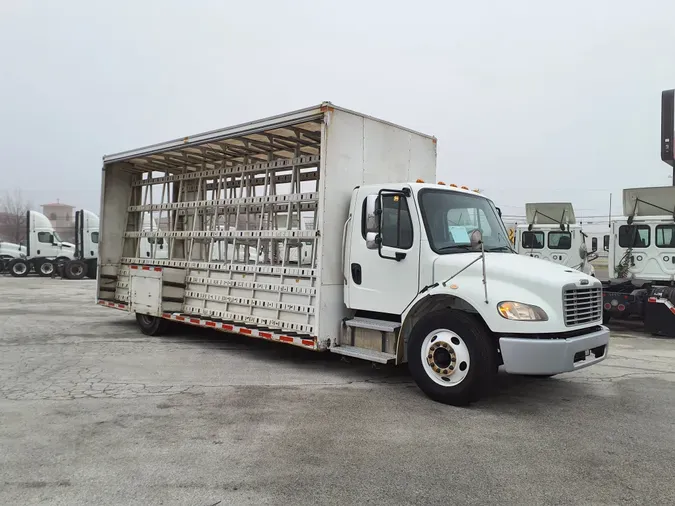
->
[96, 103, 609, 405]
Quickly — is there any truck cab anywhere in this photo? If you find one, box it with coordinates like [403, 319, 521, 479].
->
[27, 210, 76, 261]
[342, 183, 608, 403]
[602, 186, 675, 336]
[515, 203, 596, 277]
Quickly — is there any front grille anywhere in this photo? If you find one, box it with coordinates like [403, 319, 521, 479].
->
[563, 287, 602, 326]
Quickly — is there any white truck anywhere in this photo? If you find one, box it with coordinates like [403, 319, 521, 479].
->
[7, 209, 99, 279]
[97, 103, 609, 405]
[515, 203, 597, 276]
[601, 186, 675, 336]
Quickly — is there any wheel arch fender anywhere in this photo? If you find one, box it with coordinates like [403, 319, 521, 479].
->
[397, 293, 492, 364]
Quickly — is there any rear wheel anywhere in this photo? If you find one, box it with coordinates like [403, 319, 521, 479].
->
[63, 260, 87, 280]
[408, 310, 496, 406]
[35, 258, 55, 277]
[136, 313, 168, 336]
[602, 310, 611, 325]
[8, 259, 30, 277]
[85, 259, 98, 279]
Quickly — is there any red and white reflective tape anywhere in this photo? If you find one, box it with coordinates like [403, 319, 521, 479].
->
[97, 299, 128, 311]
[161, 312, 317, 350]
[647, 297, 675, 314]
[130, 265, 163, 272]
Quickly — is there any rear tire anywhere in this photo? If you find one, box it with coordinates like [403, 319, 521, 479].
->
[407, 310, 496, 406]
[136, 313, 168, 336]
[35, 258, 55, 277]
[602, 310, 611, 325]
[8, 259, 30, 277]
[85, 258, 98, 279]
[64, 260, 87, 280]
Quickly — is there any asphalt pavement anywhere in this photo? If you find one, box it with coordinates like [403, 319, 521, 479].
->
[1, 278, 674, 505]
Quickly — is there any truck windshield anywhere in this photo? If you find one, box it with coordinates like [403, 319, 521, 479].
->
[418, 189, 512, 253]
[53, 232, 63, 242]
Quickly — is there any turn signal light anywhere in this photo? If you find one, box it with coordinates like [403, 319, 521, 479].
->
[416, 179, 425, 183]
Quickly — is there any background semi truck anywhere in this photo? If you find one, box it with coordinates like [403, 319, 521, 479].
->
[6, 209, 99, 279]
[515, 202, 597, 276]
[602, 186, 675, 336]
[97, 103, 609, 405]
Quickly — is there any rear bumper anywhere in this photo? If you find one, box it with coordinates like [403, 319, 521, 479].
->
[499, 326, 609, 375]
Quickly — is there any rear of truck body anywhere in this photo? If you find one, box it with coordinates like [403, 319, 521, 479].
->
[97, 103, 609, 404]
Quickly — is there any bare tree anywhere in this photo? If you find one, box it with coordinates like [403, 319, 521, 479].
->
[0, 189, 32, 244]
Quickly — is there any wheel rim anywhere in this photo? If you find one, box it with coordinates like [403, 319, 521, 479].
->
[421, 329, 471, 387]
[12, 262, 27, 275]
[41, 263, 54, 275]
[71, 265, 84, 276]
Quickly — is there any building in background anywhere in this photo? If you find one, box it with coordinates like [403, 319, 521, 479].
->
[42, 200, 75, 243]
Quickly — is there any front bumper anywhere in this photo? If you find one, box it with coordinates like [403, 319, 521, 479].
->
[499, 326, 609, 375]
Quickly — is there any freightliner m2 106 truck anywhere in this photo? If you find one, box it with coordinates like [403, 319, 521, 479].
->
[97, 103, 609, 405]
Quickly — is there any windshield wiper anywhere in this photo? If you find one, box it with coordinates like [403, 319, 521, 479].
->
[484, 246, 513, 252]
[436, 244, 475, 253]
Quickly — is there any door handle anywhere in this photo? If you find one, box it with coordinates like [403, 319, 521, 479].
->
[351, 263, 362, 285]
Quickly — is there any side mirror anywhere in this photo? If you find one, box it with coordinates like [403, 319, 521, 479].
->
[470, 229, 483, 251]
[364, 195, 380, 234]
[603, 235, 610, 251]
[365, 232, 379, 250]
[591, 237, 598, 252]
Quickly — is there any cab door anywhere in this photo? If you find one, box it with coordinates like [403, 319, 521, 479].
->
[346, 186, 421, 315]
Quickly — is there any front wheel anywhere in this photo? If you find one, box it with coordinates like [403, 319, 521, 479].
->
[136, 313, 168, 336]
[64, 260, 87, 280]
[408, 310, 496, 406]
[8, 259, 30, 277]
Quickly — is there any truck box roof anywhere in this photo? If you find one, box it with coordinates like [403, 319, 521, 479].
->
[103, 102, 436, 169]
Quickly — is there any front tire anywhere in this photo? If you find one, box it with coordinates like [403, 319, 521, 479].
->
[136, 313, 168, 336]
[8, 259, 30, 277]
[408, 310, 496, 406]
[63, 260, 87, 280]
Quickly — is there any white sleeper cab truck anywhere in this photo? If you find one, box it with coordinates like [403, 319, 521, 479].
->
[7, 210, 99, 279]
[0, 241, 27, 273]
[602, 186, 675, 336]
[516, 203, 597, 277]
[97, 103, 609, 405]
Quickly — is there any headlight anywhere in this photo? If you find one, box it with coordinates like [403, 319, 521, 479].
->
[497, 301, 548, 321]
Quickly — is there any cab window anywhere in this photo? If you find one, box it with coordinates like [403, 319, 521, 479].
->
[548, 231, 571, 250]
[618, 225, 650, 248]
[91, 232, 99, 244]
[37, 232, 53, 243]
[521, 231, 544, 249]
[380, 195, 413, 249]
[656, 225, 675, 248]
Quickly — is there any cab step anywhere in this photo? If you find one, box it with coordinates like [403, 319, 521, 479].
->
[344, 317, 400, 333]
[329, 345, 396, 364]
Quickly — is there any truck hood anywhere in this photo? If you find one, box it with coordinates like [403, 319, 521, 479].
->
[431, 252, 602, 332]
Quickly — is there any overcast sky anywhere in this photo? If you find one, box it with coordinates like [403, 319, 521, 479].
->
[1, 0, 674, 223]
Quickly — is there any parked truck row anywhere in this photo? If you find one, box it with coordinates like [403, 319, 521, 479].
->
[1, 209, 99, 279]
[96, 103, 609, 405]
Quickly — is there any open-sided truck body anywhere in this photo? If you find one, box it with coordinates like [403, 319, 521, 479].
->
[97, 103, 609, 405]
